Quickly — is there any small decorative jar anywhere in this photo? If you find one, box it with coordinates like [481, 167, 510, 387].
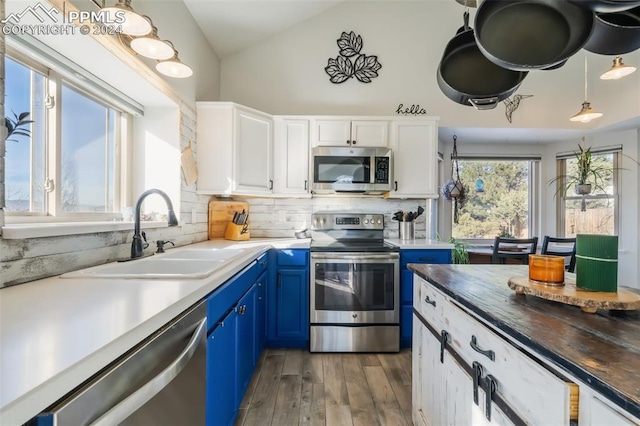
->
[528, 254, 565, 285]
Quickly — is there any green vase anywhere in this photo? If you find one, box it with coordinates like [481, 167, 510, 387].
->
[575, 234, 618, 292]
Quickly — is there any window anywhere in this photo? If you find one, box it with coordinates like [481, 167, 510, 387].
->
[451, 158, 540, 240]
[556, 150, 619, 237]
[5, 52, 126, 219]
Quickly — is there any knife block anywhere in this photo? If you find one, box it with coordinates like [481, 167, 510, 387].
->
[224, 222, 250, 241]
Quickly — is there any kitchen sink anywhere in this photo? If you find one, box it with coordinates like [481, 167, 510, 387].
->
[60, 258, 228, 280]
[160, 248, 245, 261]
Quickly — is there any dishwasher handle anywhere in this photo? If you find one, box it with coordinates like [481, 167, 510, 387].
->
[90, 318, 207, 426]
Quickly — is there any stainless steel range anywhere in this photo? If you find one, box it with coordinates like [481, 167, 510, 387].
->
[310, 212, 400, 353]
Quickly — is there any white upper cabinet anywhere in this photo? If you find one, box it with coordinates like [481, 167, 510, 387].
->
[388, 119, 439, 199]
[196, 102, 273, 196]
[273, 118, 310, 196]
[313, 119, 389, 147]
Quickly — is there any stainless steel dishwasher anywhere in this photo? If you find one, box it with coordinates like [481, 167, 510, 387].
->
[30, 301, 207, 426]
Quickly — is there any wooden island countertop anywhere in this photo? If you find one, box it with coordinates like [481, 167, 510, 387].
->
[408, 264, 640, 420]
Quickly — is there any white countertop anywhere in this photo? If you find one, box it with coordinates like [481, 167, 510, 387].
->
[386, 238, 455, 249]
[0, 238, 309, 426]
[0, 236, 447, 424]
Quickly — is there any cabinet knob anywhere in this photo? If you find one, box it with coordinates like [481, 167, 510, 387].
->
[269, 179, 273, 190]
[304, 180, 308, 190]
[352, 313, 358, 319]
[352, 140, 356, 145]
[346, 140, 350, 145]
[394, 181, 398, 191]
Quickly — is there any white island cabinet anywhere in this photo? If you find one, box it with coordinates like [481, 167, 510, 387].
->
[388, 119, 439, 199]
[412, 264, 640, 426]
[413, 275, 579, 425]
[196, 102, 273, 196]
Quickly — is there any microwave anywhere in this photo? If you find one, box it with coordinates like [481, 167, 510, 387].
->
[311, 147, 393, 195]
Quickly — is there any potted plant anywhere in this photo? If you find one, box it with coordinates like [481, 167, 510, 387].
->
[448, 237, 470, 264]
[548, 143, 610, 200]
[549, 140, 640, 212]
[4, 111, 33, 143]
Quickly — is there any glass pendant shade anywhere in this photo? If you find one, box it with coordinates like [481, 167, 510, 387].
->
[156, 53, 193, 78]
[600, 56, 637, 80]
[130, 28, 174, 60]
[102, 0, 151, 36]
[570, 101, 603, 123]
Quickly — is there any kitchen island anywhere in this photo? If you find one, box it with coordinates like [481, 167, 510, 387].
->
[409, 264, 640, 425]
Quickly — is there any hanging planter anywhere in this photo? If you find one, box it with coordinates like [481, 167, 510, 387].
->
[574, 183, 592, 195]
[440, 135, 468, 224]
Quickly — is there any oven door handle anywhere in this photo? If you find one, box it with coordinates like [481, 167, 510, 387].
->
[311, 253, 399, 261]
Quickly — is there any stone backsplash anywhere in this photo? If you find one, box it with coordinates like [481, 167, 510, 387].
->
[239, 197, 429, 239]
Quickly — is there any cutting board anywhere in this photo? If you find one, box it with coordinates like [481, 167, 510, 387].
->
[208, 200, 249, 239]
[508, 276, 640, 313]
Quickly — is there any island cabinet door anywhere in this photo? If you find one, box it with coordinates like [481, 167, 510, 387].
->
[415, 317, 446, 426]
[444, 299, 579, 425]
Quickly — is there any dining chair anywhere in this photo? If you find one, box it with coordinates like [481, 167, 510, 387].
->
[491, 236, 539, 265]
[541, 236, 577, 273]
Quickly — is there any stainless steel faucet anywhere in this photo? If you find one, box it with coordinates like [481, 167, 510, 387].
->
[131, 189, 179, 259]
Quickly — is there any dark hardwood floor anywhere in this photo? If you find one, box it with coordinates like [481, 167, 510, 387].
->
[235, 348, 413, 426]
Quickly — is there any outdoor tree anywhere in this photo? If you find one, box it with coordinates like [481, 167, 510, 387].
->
[452, 160, 530, 239]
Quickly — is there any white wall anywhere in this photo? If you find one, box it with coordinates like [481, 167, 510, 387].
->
[132, 107, 182, 214]
[133, 0, 221, 102]
[220, 1, 640, 132]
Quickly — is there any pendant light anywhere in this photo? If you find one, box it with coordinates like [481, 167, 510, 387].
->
[156, 49, 193, 78]
[600, 56, 637, 80]
[102, 0, 151, 36]
[570, 56, 603, 123]
[130, 26, 174, 60]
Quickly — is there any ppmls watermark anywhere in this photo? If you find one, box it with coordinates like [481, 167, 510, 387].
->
[1, 2, 124, 36]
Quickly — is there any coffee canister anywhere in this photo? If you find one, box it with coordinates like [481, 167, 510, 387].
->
[575, 234, 618, 292]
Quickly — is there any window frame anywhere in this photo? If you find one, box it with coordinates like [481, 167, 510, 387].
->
[449, 156, 541, 243]
[555, 149, 620, 237]
[4, 48, 129, 223]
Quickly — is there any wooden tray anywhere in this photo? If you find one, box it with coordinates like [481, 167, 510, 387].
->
[508, 276, 640, 313]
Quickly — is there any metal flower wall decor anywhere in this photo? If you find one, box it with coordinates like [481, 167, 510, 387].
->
[325, 31, 382, 84]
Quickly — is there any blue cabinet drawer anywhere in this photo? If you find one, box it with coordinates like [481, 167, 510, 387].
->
[276, 249, 308, 267]
[401, 249, 451, 267]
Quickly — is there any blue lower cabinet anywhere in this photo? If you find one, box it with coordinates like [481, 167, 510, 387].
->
[267, 249, 309, 348]
[276, 268, 308, 340]
[206, 309, 237, 426]
[400, 249, 452, 348]
[255, 271, 267, 363]
[206, 254, 270, 426]
[235, 284, 257, 406]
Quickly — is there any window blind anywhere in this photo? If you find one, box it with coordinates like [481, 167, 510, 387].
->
[7, 34, 144, 117]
